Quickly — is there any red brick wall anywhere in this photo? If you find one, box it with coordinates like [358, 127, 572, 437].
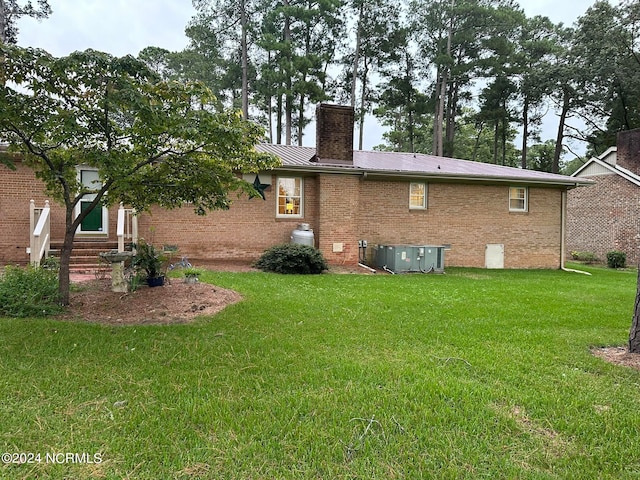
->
[315, 104, 354, 164]
[358, 179, 563, 268]
[0, 162, 121, 264]
[616, 129, 640, 176]
[0, 163, 39, 264]
[567, 174, 640, 265]
[1, 163, 565, 269]
[317, 174, 360, 264]
[135, 174, 321, 264]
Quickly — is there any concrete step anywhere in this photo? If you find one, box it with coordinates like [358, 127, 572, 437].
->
[49, 255, 114, 266]
[50, 241, 119, 250]
[68, 256, 108, 265]
[49, 241, 122, 264]
[69, 268, 111, 276]
[49, 240, 128, 278]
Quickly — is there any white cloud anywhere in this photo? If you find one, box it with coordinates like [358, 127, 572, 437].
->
[17, 0, 195, 57]
[14, 1, 615, 153]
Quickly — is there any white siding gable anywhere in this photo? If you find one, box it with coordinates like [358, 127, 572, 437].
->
[578, 163, 615, 177]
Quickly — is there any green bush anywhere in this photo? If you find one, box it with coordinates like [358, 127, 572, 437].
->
[0, 265, 62, 317]
[254, 244, 328, 274]
[606, 250, 627, 269]
[570, 251, 598, 264]
[39, 256, 60, 271]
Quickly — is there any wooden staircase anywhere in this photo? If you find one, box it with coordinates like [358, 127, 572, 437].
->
[49, 240, 119, 275]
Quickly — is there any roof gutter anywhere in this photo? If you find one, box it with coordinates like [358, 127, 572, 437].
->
[273, 165, 594, 188]
[359, 171, 594, 188]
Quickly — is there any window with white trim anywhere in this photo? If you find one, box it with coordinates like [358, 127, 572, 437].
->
[409, 182, 427, 209]
[509, 186, 528, 212]
[276, 177, 303, 217]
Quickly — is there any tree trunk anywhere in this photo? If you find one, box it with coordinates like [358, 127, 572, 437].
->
[493, 121, 499, 164]
[630, 267, 640, 353]
[58, 207, 76, 306]
[283, 0, 292, 146]
[553, 91, 570, 174]
[433, 0, 454, 157]
[432, 67, 445, 156]
[472, 121, 484, 162]
[405, 53, 415, 154]
[521, 96, 529, 169]
[298, 94, 305, 146]
[444, 81, 459, 158]
[0, 0, 7, 44]
[266, 50, 274, 143]
[350, 3, 363, 109]
[267, 96, 273, 143]
[433, 64, 450, 157]
[240, 0, 249, 120]
[56, 180, 107, 305]
[297, 22, 312, 147]
[358, 58, 369, 151]
[285, 87, 292, 147]
[501, 106, 508, 166]
[276, 94, 283, 144]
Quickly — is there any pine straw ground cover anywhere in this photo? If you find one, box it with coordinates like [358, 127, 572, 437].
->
[1, 265, 639, 479]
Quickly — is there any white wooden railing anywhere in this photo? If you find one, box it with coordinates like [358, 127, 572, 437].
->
[117, 203, 138, 252]
[29, 199, 51, 267]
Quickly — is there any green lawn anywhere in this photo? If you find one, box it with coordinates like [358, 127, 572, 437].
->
[1, 265, 639, 479]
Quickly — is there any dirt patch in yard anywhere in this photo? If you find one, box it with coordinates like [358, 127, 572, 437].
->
[56, 278, 242, 325]
[591, 346, 640, 371]
[57, 261, 376, 325]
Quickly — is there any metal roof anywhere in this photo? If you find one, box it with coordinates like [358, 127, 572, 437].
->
[256, 143, 316, 166]
[257, 143, 592, 187]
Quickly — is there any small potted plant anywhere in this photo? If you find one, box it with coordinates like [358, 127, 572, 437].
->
[182, 267, 203, 284]
[132, 239, 167, 287]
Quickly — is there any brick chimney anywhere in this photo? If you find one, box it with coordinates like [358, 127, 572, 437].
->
[616, 129, 640, 175]
[315, 104, 354, 165]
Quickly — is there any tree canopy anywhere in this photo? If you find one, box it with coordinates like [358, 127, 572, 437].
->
[0, 44, 280, 304]
[137, 0, 640, 171]
[0, 0, 51, 44]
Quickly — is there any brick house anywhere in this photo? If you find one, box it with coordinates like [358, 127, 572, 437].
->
[1, 104, 590, 270]
[567, 129, 640, 265]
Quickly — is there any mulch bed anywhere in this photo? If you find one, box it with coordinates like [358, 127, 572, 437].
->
[56, 278, 241, 325]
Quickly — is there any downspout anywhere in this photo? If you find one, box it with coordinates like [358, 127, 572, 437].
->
[560, 189, 566, 269]
[561, 187, 591, 275]
[358, 263, 377, 273]
[357, 171, 375, 274]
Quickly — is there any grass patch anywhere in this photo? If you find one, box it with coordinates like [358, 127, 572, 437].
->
[1, 266, 639, 478]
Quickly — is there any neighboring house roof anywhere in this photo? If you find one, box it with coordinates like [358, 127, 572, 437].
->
[257, 144, 592, 188]
[571, 147, 640, 188]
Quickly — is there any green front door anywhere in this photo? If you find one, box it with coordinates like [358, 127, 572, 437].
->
[77, 168, 107, 234]
[80, 200, 103, 232]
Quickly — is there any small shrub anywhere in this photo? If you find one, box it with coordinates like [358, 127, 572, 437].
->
[183, 267, 203, 284]
[0, 265, 61, 317]
[606, 250, 626, 269]
[570, 251, 598, 264]
[182, 267, 203, 277]
[40, 256, 60, 271]
[254, 244, 328, 274]
[127, 272, 145, 292]
[132, 239, 167, 279]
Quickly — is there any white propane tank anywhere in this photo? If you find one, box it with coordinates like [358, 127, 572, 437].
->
[291, 223, 315, 246]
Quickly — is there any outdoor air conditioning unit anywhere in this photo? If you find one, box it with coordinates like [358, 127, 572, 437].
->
[375, 244, 445, 274]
